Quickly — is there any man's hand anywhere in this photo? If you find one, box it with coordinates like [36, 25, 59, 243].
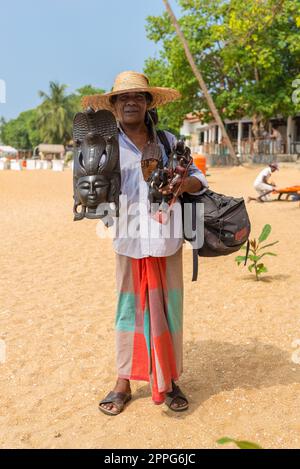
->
[159, 177, 183, 196]
[159, 176, 202, 196]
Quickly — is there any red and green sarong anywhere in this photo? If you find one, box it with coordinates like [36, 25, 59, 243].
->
[115, 247, 183, 404]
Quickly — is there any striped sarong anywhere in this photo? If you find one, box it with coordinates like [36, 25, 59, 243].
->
[115, 247, 183, 404]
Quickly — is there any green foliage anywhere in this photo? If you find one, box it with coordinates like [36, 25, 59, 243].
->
[235, 224, 278, 280]
[0, 109, 41, 149]
[144, 0, 300, 132]
[37, 81, 76, 144]
[68, 85, 105, 116]
[0, 83, 104, 148]
[217, 437, 263, 449]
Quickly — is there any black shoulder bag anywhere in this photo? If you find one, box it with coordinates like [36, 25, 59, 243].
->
[157, 130, 251, 281]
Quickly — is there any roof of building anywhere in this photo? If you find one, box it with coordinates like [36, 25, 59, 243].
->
[0, 145, 18, 154]
[38, 144, 65, 153]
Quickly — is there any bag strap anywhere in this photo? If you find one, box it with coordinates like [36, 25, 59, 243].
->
[157, 129, 172, 157]
[192, 199, 199, 281]
[192, 249, 198, 282]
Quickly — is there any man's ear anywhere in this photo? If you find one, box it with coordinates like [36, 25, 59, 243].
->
[111, 105, 120, 120]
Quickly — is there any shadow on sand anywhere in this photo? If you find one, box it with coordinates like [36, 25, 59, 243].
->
[133, 339, 300, 418]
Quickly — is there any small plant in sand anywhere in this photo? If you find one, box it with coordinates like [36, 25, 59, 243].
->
[217, 437, 263, 449]
[235, 224, 279, 281]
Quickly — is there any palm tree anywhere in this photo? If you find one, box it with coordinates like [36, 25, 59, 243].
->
[37, 81, 73, 144]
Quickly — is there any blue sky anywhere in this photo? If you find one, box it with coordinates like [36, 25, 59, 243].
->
[0, 0, 181, 121]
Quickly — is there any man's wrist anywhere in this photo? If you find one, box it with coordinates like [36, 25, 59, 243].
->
[181, 176, 202, 194]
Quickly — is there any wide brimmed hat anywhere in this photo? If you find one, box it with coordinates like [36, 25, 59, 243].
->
[81, 71, 181, 112]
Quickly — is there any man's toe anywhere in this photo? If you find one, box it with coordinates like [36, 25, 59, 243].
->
[174, 397, 188, 409]
[102, 402, 118, 412]
[101, 403, 112, 410]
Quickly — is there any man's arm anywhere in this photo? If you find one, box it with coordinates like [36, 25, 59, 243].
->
[160, 175, 202, 196]
[263, 175, 276, 186]
[160, 132, 208, 196]
[262, 176, 269, 184]
[172, 175, 202, 195]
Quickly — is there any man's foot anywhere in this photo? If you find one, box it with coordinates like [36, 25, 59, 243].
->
[165, 381, 189, 412]
[168, 396, 189, 410]
[99, 378, 131, 415]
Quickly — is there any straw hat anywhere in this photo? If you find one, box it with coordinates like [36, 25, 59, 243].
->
[81, 71, 181, 112]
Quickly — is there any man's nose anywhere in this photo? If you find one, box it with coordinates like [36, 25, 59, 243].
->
[125, 99, 137, 106]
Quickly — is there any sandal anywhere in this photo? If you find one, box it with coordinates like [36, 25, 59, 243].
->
[165, 381, 189, 412]
[99, 390, 132, 416]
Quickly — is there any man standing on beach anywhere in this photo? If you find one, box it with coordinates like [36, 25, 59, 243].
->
[82, 71, 208, 415]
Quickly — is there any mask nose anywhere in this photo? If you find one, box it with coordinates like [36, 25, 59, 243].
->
[88, 181, 96, 195]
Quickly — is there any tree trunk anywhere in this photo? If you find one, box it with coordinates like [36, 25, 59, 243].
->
[163, 0, 239, 166]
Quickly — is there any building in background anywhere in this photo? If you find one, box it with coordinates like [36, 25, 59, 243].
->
[180, 113, 300, 165]
[0, 145, 18, 158]
[33, 144, 65, 161]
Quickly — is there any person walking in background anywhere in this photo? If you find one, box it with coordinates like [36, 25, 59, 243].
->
[270, 126, 283, 154]
[261, 125, 270, 155]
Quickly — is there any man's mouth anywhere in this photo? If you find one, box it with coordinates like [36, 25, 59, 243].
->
[124, 109, 139, 114]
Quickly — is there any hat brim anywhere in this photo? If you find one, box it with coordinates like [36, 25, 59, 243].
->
[81, 87, 181, 112]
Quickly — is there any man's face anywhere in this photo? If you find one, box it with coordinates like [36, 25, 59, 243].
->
[113, 92, 149, 125]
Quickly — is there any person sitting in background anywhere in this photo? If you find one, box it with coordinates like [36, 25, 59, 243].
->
[247, 162, 279, 203]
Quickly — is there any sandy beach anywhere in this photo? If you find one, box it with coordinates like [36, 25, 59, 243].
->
[1, 163, 300, 449]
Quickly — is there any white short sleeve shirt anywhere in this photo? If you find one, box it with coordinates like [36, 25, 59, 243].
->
[112, 128, 209, 259]
[254, 167, 272, 187]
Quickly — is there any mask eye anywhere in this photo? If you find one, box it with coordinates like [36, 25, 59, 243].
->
[78, 181, 89, 189]
[78, 151, 84, 169]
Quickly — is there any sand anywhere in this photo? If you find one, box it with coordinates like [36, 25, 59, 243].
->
[0, 164, 300, 449]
